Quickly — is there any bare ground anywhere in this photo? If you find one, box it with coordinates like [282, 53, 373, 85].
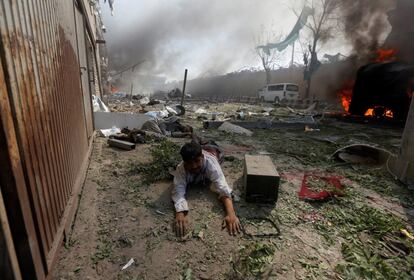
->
[53, 104, 414, 280]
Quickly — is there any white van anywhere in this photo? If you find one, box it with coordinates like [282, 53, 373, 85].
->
[258, 83, 300, 103]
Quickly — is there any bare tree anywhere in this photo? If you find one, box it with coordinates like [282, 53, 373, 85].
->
[300, 0, 341, 99]
[255, 26, 284, 85]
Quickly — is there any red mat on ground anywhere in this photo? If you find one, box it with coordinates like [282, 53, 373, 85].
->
[298, 173, 345, 201]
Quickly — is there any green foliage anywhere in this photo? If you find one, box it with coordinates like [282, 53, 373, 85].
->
[179, 267, 194, 280]
[323, 203, 403, 239]
[129, 140, 181, 186]
[91, 241, 113, 264]
[177, 259, 194, 280]
[336, 239, 414, 280]
[313, 199, 413, 279]
[232, 242, 275, 278]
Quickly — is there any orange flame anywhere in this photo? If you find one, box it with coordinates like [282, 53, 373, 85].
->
[338, 80, 354, 112]
[364, 108, 374, 116]
[374, 49, 397, 62]
[342, 96, 351, 112]
[385, 109, 393, 118]
[110, 84, 120, 94]
[364, 107, 394, 118]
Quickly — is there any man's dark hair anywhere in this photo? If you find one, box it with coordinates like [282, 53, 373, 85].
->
[180, 142, 202, 162]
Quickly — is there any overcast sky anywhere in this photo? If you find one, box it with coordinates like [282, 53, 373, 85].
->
[101, 0, 353, 81]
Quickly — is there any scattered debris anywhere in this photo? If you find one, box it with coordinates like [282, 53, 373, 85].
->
[218, 122, 253, 136]
[179, 266, 193, 280]
[165, 105, 178, 115]
[231, 242, 275, 279]
[204, 119, 318, 130]
[280, 115, 315, 124]
[332, 144, 392, 166]
[108, 138, 136, 150]
[174, 105, 186, 116]
[145, 110, 169, 119]
[304, 125, 320, 132]
[155, 209, 167, 215]
[92, 95, 110, 112]
[57, 101, 413, 279]
[100, 126, 121, 137]
[111, 128, 147, 144]
[299, 211, 325, 223]
[121, 258, 135, 271]
[236, 111, 246, 120]
[400, 229, 414, 241]
[262, 107, 274, 113]
[138, 96, 150, 105]
[195, 108, 208, 114]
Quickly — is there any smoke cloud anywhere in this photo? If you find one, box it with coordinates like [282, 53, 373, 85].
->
[338, 0, 394, 60]
[101, 0, 306, 81]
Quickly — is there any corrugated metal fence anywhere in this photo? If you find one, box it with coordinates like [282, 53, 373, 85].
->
[0, 0, 97, 278]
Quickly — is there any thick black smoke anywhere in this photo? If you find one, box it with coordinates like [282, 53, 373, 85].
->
[338, 0, 395, 60]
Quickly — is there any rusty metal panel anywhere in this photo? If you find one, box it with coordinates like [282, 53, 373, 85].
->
[0, 0, 96, 278]
[74, 6, 94, 139]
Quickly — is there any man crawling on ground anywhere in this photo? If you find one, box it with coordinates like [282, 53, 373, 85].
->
[172, 141, 241, 237]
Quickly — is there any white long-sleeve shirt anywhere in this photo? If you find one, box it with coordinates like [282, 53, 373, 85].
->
[172, 150, 232, 212]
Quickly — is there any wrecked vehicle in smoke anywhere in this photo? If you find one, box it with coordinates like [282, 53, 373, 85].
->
[349, 61, 414, 120]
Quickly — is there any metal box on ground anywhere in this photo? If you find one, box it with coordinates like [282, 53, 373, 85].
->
[244, 155, 280, 203]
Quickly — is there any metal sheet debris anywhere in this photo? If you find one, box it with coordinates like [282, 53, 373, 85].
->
[94, 112, 151, 130]
[332, 144, 392, 166]
[218, 122, 253, 136]
[93, 95, 110, 112]
[121, 258, 135, 271]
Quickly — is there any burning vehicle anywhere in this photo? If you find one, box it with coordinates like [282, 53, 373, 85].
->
[349, 61, 414, 120]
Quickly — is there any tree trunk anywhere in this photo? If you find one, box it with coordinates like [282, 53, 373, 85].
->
[305, 77, 312, 100]
[265, 68, 271, 84]
[305, 38, 318, 100]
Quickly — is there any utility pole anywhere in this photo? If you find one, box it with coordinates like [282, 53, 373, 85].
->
[180, 69, 188, 106]
[129, 83, 134, 103]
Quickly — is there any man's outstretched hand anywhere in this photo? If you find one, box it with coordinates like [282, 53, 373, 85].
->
[221, 196, 242, 236]
[174, 212, 189, 237]
[222, 214, 242, 236]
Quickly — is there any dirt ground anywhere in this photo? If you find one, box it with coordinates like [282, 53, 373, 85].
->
[53, 102, 414, 280]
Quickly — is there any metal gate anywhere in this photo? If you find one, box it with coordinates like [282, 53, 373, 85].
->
[0, 0, 98, 278]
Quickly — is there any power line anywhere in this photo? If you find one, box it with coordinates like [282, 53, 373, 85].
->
[111, 60, 146, 77]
